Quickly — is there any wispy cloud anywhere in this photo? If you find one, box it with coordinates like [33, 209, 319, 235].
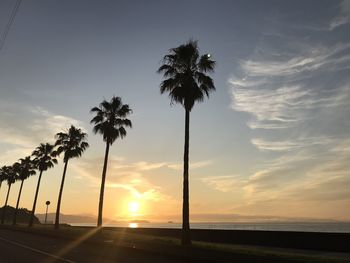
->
[230, 42, 350, 130]
[109, 159, 213, 172]
[0, 102, 84, 165]
[71, 157, 212, 204]
[215, 138, 350, 219]
[71, 157, 168, 202]
[200, 175, 245, 193]
[238, 43, 350, 77]
[329, 0, 350, 30]
[225, 9, 350, 219]
[251, 137, 333, 152]
[0, 104, 83, 148]
[167, 160, 213, 171]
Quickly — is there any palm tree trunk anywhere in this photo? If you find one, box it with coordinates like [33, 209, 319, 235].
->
[1, 183, 12, 224]
[55, 160, 69, 229]
[12, 179, 24, 225]
[97, 141, 110, 227]
[182, 109, 191, 246]
[29, 170, 43, 227]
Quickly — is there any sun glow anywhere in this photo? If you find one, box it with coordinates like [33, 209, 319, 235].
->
[128, 201, 140, 214]
[128, 222, 138, 228]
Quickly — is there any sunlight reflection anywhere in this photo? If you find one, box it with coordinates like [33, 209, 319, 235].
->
[45, 226, 101, 263]
[128, 222, 138, 228]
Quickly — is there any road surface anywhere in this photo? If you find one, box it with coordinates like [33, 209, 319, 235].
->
[0, 228, 192, 263]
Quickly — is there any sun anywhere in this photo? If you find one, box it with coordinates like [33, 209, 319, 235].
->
[128, 201, 140, 214]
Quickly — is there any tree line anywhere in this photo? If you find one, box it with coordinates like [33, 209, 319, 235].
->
[0, 40, 215, 246]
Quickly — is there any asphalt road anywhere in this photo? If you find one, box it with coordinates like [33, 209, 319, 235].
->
[2, 227, 350, 263]
[0, 228, 190, 263]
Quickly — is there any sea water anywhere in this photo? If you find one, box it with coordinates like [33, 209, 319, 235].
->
[70, 222, 350, 233]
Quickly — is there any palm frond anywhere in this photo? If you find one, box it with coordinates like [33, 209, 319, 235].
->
[90, 97, 132, 145]
[157, 40, 216, 111]
[31, 143, 57, 172]
[54, 125, 89, 162]
[198, 54, 216, 72]
[90, 107, 101, 113]
[90, 115, 104, 124]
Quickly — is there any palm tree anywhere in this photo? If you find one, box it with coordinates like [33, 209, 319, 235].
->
[54, 125, 89, 229]
[29, 143, 57, 227]
[157, 40, 216, 245]
[1, 165, 17, 224]
[0, 166, 6, 205]
[0, 166, 5, 194]
[13, 156, 36, 225]
[90, 96, 132, 227]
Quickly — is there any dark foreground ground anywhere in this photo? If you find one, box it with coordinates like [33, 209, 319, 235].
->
[1, 225, 350, 263]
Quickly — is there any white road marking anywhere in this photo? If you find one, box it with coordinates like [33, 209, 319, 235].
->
[0, 236, 76, 263]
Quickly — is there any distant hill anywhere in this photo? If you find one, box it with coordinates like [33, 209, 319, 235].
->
[34, 212, 341, 225]
[0, 206, 40, 224]
[35, 213, 150, 224]
[36, 213, 101, 224]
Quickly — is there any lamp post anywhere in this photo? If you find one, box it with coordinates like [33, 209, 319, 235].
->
[45, 201, 50, 224]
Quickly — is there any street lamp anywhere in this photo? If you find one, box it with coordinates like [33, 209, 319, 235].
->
[45, 201, 50, 224]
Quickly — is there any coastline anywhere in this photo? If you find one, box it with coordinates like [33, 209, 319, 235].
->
[68, 221, 350, 233]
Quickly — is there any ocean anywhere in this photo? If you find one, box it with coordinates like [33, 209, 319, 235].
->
[70, 222, 350, 233]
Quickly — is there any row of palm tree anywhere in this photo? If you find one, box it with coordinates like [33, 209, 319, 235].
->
[0, 126, 89, 229]
[0, 40, 215, 246]
[0, 97, 132, 230]
[0, 164, 17, 224]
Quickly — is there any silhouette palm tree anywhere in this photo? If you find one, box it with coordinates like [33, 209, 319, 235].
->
[29, 143, 57, 227]
[54, 125, 89, 229]
[0, 166, 6, 205]
[1, 165, 17, 224]
[0, 166, 5, 194]
[12, 156, 36, 225]
[90, 96, 132, 227]
[157, 40, 216, 245]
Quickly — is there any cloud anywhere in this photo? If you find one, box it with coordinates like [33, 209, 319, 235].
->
[0, 102, 84, 165]
[71, 154, 214, 209]
[110, 160, 169, 171]
[108, 159, 213, 172]
[238, 43, 350, 77]
[232, 83, 349, 130]
[329, 0, 350, 30]
[71, 156, 179, 203]
[200, 175, 245, 192]
[251, 137, 333, 152]
[230, 42, 350, 130]
[221, 138, 350, 218]
[167, 160, 213, 171]
[225, 14, 350, 218]
[30, 106, 83, 137]
[0, 147, 34, 165]
[0, 104, 83, 148]
[134, 161, 169, 171]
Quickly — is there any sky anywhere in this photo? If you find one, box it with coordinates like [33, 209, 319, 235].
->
[0, 0, 349, 222]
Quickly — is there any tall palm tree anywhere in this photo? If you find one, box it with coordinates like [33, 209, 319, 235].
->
[12, 156, 36, 225]
[1, 165, 17, 224]
[0, 166, 6, 205]
[54, 125, 89, 229]
[157, 40, 216, 245]
[90, 96, 132, 227]
[0, 166, 5, 194]
[29, 143, 57, 227]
